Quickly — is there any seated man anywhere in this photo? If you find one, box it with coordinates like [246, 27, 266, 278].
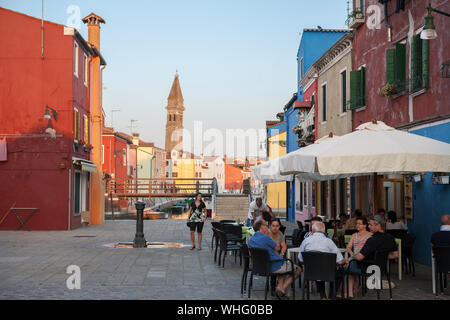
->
[349, 215, 397, 272]
[303, 216, 324, 239]
[431, 214, 450, 248]
[248, 219, 301, 299]
[298, 222, 346, 300]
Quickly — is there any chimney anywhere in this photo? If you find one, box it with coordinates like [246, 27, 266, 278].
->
[132, 133, 140, 146]
[82, 13, 105, 51]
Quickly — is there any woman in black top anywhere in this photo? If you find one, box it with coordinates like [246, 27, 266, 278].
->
[187, 193, 206, 250]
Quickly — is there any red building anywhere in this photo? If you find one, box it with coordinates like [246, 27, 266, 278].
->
[102, 128, 131, 181]
[350, 0, 450, 128]
[349, 0, 450, 265]
[0, 7, 105, 230]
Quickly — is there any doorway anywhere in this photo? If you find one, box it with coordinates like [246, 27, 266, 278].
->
[380, 177, 404, 219]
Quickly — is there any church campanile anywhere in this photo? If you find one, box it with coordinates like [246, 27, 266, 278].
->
[164, 73, 185, 154]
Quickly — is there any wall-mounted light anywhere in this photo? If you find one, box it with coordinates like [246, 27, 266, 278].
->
[420, 3, 450, 40]
[44, 105, 57, 121]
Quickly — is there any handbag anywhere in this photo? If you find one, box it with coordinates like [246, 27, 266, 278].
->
[187, 221, 195, 228]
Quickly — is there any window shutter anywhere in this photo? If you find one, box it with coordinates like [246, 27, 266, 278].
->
[386, 49, 396, 85]
[360, 67, 366, 106]
[350, 70, 361, 109]
[395, 43, 406, 91]
[411, 34, 423, 91]
[422, 39, 430, 88]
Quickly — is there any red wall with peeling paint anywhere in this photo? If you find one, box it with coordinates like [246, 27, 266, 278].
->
[352, 0, 450, 128]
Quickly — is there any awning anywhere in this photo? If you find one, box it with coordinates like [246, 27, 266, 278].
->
[72, 157, 97, 173]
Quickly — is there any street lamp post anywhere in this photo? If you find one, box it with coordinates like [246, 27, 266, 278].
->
[133, 200, 147, 248]
[420, 3, 450, 40]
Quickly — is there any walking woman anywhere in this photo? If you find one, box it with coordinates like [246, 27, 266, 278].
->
[187, 193, 207, 250]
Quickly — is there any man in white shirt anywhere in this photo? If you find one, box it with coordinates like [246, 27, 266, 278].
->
[246, 197, 272, 227]
[298, 222, 346, 299]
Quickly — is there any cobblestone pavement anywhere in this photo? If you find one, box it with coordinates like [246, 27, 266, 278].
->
[0, 219, 448, 300]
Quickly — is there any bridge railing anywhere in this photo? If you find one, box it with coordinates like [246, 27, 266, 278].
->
[106, 178, 217, 198]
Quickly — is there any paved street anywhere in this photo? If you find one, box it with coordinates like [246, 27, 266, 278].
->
[0, 219, 449, 300]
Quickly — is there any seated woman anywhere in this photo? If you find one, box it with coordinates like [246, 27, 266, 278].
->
[268, 218, 287, 257]
[386, 210, 408, 230]
[337, 217, 372, 299]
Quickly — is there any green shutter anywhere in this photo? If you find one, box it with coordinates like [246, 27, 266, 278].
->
[360, 66, 366, 106]
[386, 49, 396, 85]
[422, 39, 429, 88]
[350, 70, 360, 109]
[395, 43, 406, 91]
[411, 34, 423, 91]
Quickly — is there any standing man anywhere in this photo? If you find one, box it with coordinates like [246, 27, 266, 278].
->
[246, 197, 273, 227]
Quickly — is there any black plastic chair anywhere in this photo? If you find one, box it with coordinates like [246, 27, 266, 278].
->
[211, 228, 221, 263]
[219, 220, 236, 224]
[221, 224, 245, 244]
[240, 243, 252, 295]
[433, 246, 450, 296]
[301, 251, 339, 300]
[248, 247, 296, 300]
[361, 250, 393, 300]
[296, 221, 304, 232]
[403, 233, 416, 276]
[211, 222, 222, 251]
[216, 229, 241, 268]
[287, 228, 301, 249]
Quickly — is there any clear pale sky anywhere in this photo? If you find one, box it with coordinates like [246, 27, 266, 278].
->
[2, 0, 349, 156]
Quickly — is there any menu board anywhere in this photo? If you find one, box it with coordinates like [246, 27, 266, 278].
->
[404, 179, 413, 220]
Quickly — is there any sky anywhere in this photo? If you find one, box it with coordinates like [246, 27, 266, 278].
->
[2, 0, 349, 156]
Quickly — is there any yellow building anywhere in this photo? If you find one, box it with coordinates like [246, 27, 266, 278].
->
[170, 150, 202, 192]
[266, 125, 287, 211]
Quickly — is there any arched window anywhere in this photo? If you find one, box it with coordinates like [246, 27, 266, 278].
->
[169, 114, 172, 121]
[173, 114, 176, 121]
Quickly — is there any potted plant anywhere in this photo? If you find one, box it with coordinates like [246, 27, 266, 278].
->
[432, 172, 449, 184]
[381, 83, 398, 98]
[84, 143, 94, 152]
[74, 140, 84, 149]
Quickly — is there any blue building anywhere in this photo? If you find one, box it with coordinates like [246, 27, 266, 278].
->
[284, 29, 347, 223]
[405, 120, 450, 266]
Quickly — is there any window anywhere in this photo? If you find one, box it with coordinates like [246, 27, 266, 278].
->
[350, 66, 366, 109]
[83, 54, 88, 86]
[341, 70, 347, 113]
[74, 172, 81, 214]
[386, 42, 406, 92]
[73, 108, 80, 140]
[122, 149, 126, 166]
[173, 114, 176, 121]
[73, 42, 79, 77]
[299, 57, 304, 80]
[322, 84, 327, 122]
[84, 115, 89, 143]
[172, 172, 178, 178]
[410, 34, 429, 92]
[169, 114, 172, 121]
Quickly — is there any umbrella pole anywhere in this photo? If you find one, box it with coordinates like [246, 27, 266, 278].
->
[332, 180, 338, 244]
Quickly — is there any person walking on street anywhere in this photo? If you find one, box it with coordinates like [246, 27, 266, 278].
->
[187, 193, 206, 250]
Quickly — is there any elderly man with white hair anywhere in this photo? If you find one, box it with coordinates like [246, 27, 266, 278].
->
[298, 221, 346, 300]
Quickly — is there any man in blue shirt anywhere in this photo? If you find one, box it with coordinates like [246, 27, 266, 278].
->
[249, 220, 301, 299]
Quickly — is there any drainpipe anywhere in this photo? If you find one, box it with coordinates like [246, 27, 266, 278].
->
[384, 2, 392, 42]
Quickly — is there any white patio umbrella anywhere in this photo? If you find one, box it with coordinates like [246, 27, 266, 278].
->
[279, 121, 450, 177]
[251, 157, 293, 184]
